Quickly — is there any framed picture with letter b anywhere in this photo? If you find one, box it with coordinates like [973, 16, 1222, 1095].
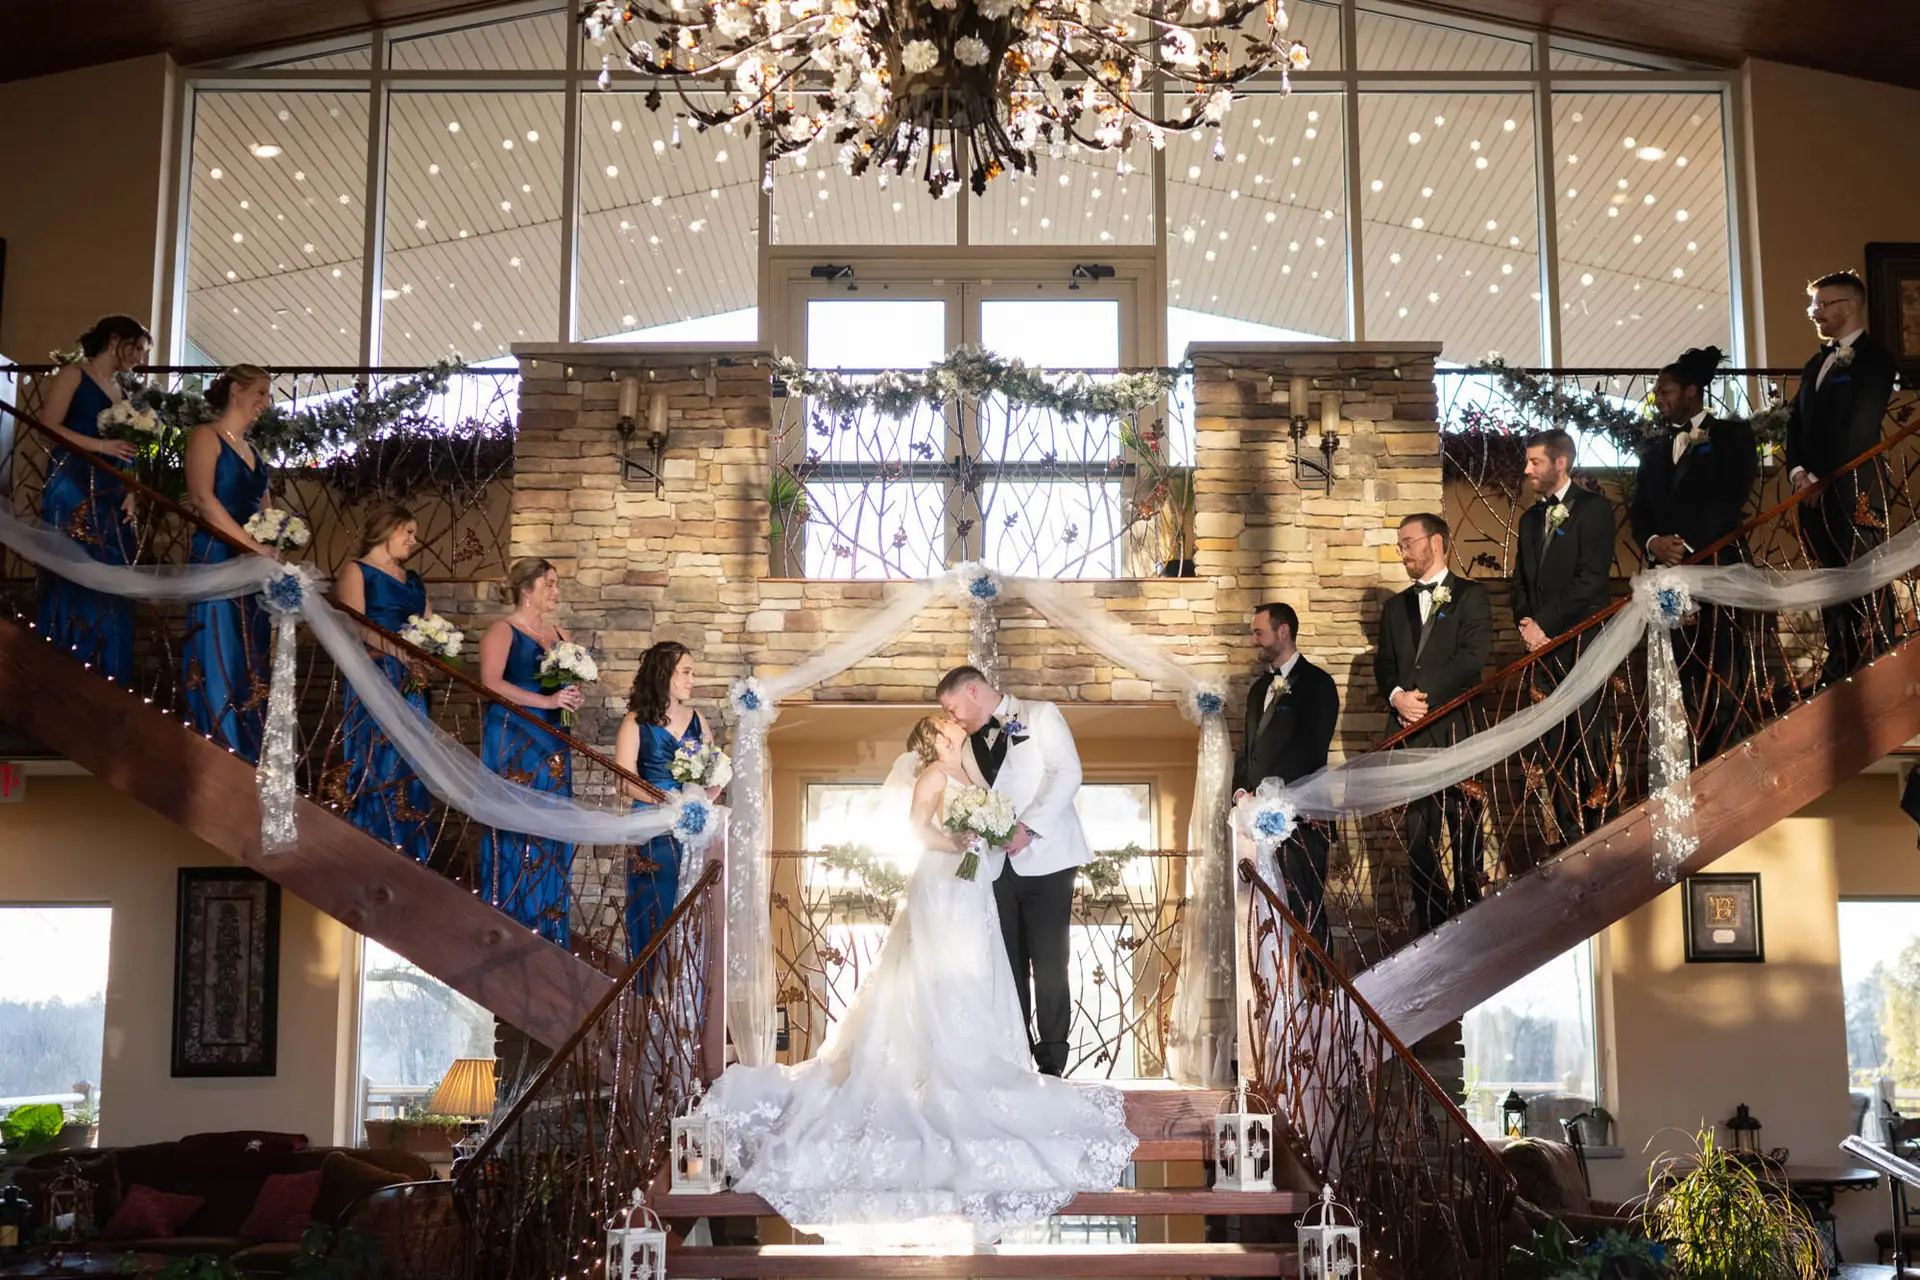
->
[1682, 872, 1764, 964]
[171, 867, 281, 1076]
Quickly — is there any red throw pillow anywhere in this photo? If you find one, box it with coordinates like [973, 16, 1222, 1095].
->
[239, 1169, 323, 1243]
[101, 1184, 205, 1241]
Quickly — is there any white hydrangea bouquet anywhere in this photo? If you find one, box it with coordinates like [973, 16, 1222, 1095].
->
[244, 508, 310, 552]
[397, 613, 462, 691]
[671, 739, 734, 791]
[942, 782, 1018, 881]
[537, 641, 598, 726]
[98, 399, 162, 441]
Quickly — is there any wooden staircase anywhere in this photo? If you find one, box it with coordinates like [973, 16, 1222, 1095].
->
[0, 610, 616, 1049]
[658, 1082, 1310, 1278]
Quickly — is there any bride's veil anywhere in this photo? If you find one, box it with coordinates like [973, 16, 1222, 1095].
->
[873, 751, 926, 859]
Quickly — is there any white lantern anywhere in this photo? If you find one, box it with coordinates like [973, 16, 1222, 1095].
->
[1211, 1081, 1275, 1192]
[606, 1190, 667, 1280]
[669, 1093, 730, 1194]
[1297, 1184, 1363, 1280]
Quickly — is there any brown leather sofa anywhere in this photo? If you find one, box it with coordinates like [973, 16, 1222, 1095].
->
[1497, 1137, 1638, 1239]
[16, 1130, 435, 1274]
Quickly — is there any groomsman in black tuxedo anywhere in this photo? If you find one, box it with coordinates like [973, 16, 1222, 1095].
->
[1373, 514, 1492, 934]
[1787, 271, 1899, 681]
[1513, 428, 1617, 840]
[1632, 345, 1758, 760]
[1233, 603, 1339, 945]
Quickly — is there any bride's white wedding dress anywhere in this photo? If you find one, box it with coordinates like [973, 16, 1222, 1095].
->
[698, 768, 1137, 1246]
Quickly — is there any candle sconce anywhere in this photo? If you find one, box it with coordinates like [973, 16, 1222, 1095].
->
[616, 373, 670, 496]
[1287, 375, 1341, 494]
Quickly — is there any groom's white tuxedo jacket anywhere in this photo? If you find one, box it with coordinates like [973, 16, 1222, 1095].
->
[963, 694, 1094, 878]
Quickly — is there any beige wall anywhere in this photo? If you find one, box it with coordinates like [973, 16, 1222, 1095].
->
[1591, 773, 1920, 1260]
[0, 56, 174, 364]
[2, 776, 356, 1147]
[1743, 59, 1920, 364]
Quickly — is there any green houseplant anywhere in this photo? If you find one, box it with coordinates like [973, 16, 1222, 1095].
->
[1638, 1128, 1822, 1280]
[768, 470, 810, 577]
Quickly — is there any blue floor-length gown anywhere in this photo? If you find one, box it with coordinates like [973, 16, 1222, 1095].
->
[628, 712, 705, 964]
[36, 374, 134, 683]
[182, 436, 270, 763]
[341, 563, 434, 862]
[478, 628, 575, 945]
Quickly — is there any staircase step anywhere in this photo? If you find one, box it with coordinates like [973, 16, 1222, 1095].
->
[667, 1244, 1296, 1277]
[651, 1187, 1309, 1219]
[1119, 1080, 1223, 1161]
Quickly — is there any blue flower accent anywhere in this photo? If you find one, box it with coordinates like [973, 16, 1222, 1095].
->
[1004, 716, 1027, 739]
[968, 575, 999, 601]
[676, 799, 711, 837]
[1195, 692, 1223, 716]
[739, 689, 762, 712]
[263, 571, 304, 614]
[1254, 809, 1293, 840]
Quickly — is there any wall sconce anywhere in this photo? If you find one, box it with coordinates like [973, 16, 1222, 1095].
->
[616, 373, 669, 496]
[1287, 375, 1338, 494]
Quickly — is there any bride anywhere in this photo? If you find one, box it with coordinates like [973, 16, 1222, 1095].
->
[699, 711, 1137, 1246]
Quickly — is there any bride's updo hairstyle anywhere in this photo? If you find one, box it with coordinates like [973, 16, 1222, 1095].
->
[907, 712, 956, 771]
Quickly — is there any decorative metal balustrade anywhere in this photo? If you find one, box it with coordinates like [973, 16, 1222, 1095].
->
[1240, 854, 1515, 1278]
[1316, 376, 1920, 966]
[769, 848, 1189, 1077]
[0, 395, 688, 973]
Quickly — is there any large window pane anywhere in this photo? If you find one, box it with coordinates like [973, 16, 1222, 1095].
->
[184, 91, 369, 367]
[1356, 9, 1530, 71]
[390, 11, 568, 71]
[1360, 93, 1542, 364]
[804, 483, 948, 578]
[1461, 941, 1598, 1140]
[1166, 94, 1348, 360]
[1553, 93, 1733, 366]
[577, 95, 758, 342]
[1839, 900, 1920, 1133]
[977, 297, 1123, 463]
[381, 92, 566, 364]
[357, 939, 492, 1134]
[0, 907, 111, 1132]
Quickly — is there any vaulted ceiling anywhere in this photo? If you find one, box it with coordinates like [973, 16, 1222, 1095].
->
[5, 0, 1920, 91]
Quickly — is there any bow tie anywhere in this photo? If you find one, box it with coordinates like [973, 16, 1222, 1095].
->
[985, 716, 1002, 733]
[1417, 580, 1440, 594]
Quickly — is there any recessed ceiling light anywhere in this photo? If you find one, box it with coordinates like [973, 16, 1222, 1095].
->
[1675, 156, 1690, 167]
[224, 270, 236, 280]
[1502, 119, 1516, 132]
[502, 139, 514, 150]
[1410, 217, 1425, 229]
[526, 130, 539, 142]
[231, 232, 244, 243]
[606, 165, 619, 177]
[249, 143, 281, 158]
[238, 199, 250, 209]
[447, 121, 461, 133]
[381, 288, 399, 300]
[1370, 179, 1382, 191]
[414, 218, 428, 229]
[428, 164, 440, 175]
[1580, 272, 1595, 286]
[1623, 136, 1637, 148]
[1469, 140, 1482, 152]
[1475, 158, 1488, 170]
[1408, 132, 1422, 145]
[1636, 145, 1665, 161]
[611, 119, 624, 132]
[303, 242, 314, 252]
[1675, 208, 1690, 222]
[209, 167, 224, 180]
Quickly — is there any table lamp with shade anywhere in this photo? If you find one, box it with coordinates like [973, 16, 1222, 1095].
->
[427, 1058, 497, 1160]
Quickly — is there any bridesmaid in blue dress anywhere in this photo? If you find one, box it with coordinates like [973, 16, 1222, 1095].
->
[34, 316, 149, 684]
[477, 557, 584, 945]
[614, 641, 721, 965]
[181, 365, 278, 764]
[335, 502, 436, 862]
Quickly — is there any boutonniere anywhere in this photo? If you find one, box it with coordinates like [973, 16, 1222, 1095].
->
[1832, 344, 1856, 372]
[1546, 502, 1570, 533]
[1430, 584, 1452, 616]
[1275, 675, 1291, 698]
[1681, 426, 1711, 453]
[1003, 715, 1029, 745]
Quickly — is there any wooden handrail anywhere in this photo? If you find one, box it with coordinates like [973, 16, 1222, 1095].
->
[452, 859, 725, 1192]
[1373, 396, 1920, 753]
[1235, 855, 1518, 1195]
[0, 394, 667, 804]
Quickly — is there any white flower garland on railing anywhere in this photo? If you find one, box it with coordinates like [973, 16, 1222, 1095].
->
[0, 508, 715, 860]
[721, 561, 1237, 1083]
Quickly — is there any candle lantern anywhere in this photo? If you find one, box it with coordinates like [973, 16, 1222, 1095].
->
[43, 1160, 95, 1243]
[1296, 1183, 1363, 1280]
[1727, 1103, 1762, 1154]
[1211, 1081, 1275, 1192]
[1501, 1089, 1529, 1139]
[669, 1093, 729, 1194]
[605, 1189, 667, 1280]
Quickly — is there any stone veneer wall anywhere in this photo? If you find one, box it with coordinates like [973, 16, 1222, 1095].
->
[508, 342, 1450, 767]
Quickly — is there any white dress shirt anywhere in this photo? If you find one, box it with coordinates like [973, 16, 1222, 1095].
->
[1263, 651, 1302, 712]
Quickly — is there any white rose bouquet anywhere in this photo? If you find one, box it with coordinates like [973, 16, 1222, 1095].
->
[244, 508, 311, 552]
[98, 399, 162, 442]
[671, 739, 734, 791]
[537, 641, 598, 726]
[941, 781, 1018, 881]
[397, 613, 462, 692]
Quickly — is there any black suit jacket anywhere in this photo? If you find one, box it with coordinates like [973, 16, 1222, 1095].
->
[1630, 415, 1758, 565]
[1233, 656, 1339, 795]
[1373, 572, 1492, 748]
[1786, 333, 1896, 481]
[1512, 483, 1615, 639]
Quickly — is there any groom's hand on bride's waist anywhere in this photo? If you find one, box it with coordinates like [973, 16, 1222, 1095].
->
[1005, 823, 1035, 854]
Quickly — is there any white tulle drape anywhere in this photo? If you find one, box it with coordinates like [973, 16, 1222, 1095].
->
[1250, 518, 1920, 884]
[0, 508, 702, 855]
[724, 564, 1236, 1085]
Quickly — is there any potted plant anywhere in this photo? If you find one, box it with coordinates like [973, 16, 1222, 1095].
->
[1508, 1222, 1666, 1279]
[0, 1104, 73, 1175]
[361, 1107, 463, 1161]
[768, 470, 810, 578]
[1567, 1106, 1615, 1148]
[1638, 1127, 1822, 1279]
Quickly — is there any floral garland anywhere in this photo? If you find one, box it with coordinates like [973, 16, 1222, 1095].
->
[1478, 357, 1657, 455]
[772, 347, 1181, 423]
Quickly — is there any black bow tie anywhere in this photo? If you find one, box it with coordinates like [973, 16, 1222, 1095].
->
[1823, 343, 1840, 356]
[984, 716, 1002, 733]
[1417, 580, 1441, 594]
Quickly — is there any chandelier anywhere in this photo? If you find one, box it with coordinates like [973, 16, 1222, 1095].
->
[583, 0, 1309, 197]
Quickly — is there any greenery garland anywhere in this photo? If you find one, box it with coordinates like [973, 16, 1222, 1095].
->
[1479, 357, 1656, 455]
[772, 347, 1182, 423]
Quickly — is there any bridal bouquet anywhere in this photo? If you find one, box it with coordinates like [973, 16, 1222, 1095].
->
[538, 641, 598, 726]
[942, 782, 1017, 881]
[98, 399, 162, 442]
[671, 739, 733, 791]
[245, 508, 311, 551]
[397, 613, 462, 691]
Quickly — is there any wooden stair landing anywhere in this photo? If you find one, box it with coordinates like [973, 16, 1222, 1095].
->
[667, 1244, 1296, 1277]
[0, 613, 614, 1048]
[1355, 636, 1920, 1046]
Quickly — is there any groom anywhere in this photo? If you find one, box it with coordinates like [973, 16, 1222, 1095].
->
[938, 666, 1092, 1077]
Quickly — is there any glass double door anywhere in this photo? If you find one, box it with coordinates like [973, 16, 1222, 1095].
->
[786, 275, 1140, 578]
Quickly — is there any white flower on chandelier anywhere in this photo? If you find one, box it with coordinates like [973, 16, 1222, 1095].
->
[716, 4, 755, 37]
[976, 0, 1018, 17]
[1160, 29, 1199, 67]
[954, 35, 991, 66]
[901, 38, 940, 73]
